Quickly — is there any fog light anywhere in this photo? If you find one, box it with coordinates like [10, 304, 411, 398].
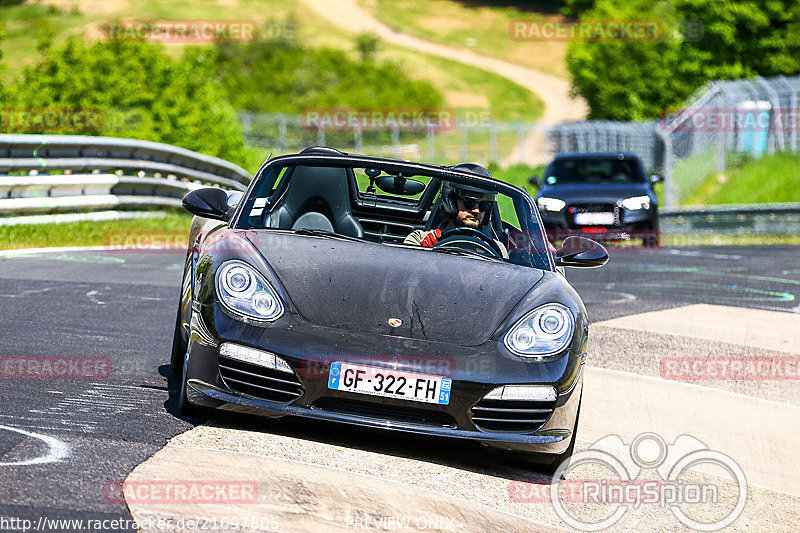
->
[483, 385, 557, 401]
[219, 343, 293, 374]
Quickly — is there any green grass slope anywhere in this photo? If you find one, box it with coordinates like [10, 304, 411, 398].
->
[684, 153, 800, 205]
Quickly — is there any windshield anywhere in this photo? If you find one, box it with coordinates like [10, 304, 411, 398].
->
[544, 158, 645, 185]
[235, 162, 553, 270]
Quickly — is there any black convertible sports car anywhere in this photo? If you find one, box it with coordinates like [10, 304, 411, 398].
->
[171, 147, 608, 471]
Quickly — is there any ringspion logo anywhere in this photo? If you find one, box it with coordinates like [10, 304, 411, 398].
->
[512, 433, 747, 531]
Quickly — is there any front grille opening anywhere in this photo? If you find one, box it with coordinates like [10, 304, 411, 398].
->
[219, 356, 303, 403]
[470, 399, 556, 433]
[313, 397, 457, 428]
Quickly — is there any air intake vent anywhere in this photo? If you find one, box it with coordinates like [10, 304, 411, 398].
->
[357, 218, 421, 243]
[470, 399, 556, 433]
[219, 356, 303, 403]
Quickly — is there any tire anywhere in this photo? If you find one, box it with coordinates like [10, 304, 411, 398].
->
[178, 349, 200, 419]
[641, 222, 661, 248]
[170, 305, 185, 378]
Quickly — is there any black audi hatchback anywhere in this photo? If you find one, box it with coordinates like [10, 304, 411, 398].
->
[532, 152, 663, 246]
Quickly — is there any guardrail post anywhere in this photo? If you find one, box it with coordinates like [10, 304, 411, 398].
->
[656, 126, 678, 209]
[354, 124, 363, 155]
[489, 121, 498, 164]
[317, 124, 326, 147]
[278, 115, 288, 150]
[457, 121, 467, 162]
[426, 125, 435, 163]
[391, 125, 400, 158]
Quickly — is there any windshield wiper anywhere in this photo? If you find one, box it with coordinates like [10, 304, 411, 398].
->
[291, 228, 365, 242]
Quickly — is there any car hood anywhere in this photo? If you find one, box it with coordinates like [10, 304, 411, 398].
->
[538, 182, 652, 204]
[247, 231, 544, 346]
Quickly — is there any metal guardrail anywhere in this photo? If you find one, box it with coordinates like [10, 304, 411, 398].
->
[0, 134, 252, 224]
[1, 134, 797, 236]
[660, 203, 800, 235]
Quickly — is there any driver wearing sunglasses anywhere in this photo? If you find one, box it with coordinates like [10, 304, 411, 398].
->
[404, 164, 508, 258]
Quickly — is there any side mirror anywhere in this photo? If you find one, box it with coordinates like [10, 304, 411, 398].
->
[375, 175, 426, 195]
[649, 174, 664, 184]
[555, 236, 608, 268]
[182, 187, 231, 221]
[528, 175, 541, 188]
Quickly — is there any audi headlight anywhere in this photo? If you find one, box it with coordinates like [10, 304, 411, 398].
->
[621, 195, 651, 210]
[215, 260, 284, 322]
[503, 304, 574, 357]
[537, 197, 566, 211]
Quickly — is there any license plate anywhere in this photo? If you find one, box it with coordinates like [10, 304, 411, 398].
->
[327, 362, 452, 405]
[575, 212, 614, 225]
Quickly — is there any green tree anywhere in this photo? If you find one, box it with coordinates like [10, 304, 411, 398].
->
[4, 37, 248, 165]
[567, 0, 800, 120]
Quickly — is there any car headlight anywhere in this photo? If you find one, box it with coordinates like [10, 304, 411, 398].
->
[503, 303, 574, 357]
[621, 195, 651, 210]
[537, 197, 566, 211]
[215, 260, 284, 322]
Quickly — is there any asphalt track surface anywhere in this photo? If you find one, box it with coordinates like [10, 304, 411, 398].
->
[0, 245, 798, 531]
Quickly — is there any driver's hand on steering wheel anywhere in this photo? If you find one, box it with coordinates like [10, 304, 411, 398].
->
[420, 229, 442, 247]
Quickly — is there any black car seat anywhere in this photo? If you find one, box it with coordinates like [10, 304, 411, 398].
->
[266, 165, 364, 238]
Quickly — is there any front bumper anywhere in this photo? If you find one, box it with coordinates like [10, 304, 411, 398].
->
[184, 306, 585, 454]
[539, 204, 658, 238]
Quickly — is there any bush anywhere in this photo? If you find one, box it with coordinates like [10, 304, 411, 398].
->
[3, 38, 249, 167]
[213, 31, 444, 114]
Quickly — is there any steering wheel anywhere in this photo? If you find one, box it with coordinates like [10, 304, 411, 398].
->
[433, 227, 504, 259]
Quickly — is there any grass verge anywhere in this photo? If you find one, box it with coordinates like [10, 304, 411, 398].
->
[0, 211, 192, 250]
[683, 152, 800, 206]
[1, 210, 795, 251]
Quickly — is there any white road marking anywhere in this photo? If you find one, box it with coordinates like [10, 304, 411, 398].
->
[86, 290, 106, 305]
[0, 424, 70, 466]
